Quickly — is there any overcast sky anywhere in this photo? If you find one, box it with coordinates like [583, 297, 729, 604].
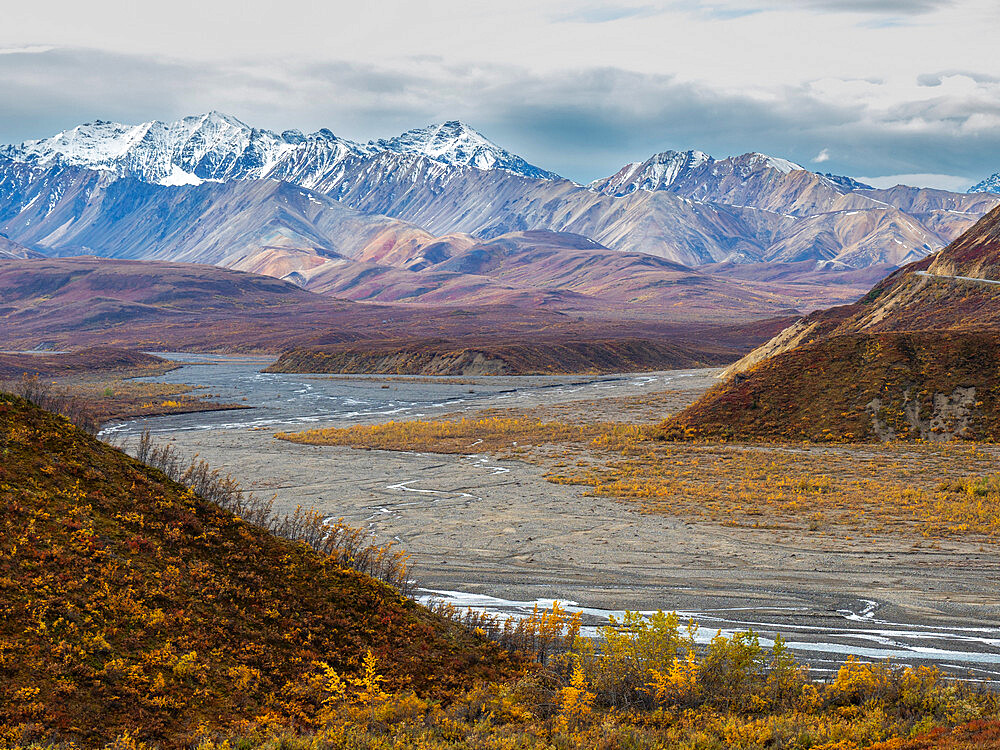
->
[2, 0, 998, 188]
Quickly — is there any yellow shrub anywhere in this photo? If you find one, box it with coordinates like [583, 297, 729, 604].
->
[559, 663, 595, 725]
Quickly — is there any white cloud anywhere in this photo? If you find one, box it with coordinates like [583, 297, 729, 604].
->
[2, 48, 1000, 186]
[813, 148, 831, 163]
[0, 45, 54, 55]
[0, 0, 997, 184]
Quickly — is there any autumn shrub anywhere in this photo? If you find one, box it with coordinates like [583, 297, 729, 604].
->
[426, 600, 580, 665]
[173, 655, 999, 750]
[136, 431, 413, 594]
[940, 473, 1000, 498]
[827, 657, 980, 726]
[0, 393, 517, 748]
[557, 662, 596, 730]
[2, 374, 101, 434]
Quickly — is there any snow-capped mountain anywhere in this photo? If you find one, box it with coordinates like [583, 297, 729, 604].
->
[4, 112, 309, 185]
[371, 121, 558, 180]
[819, 173, 873, 191]
[589, 150, 806, 198]
[588, 150, 711, 195]
[2, 112, 558, 186]
[969, 172, 1000, 194]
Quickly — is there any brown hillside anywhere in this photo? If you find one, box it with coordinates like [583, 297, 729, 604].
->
[266, 337, 739, 376]
[0, 395, 512, 748]
[667, 205, 1000, 441]
[725, 205, 1000, 375]
[0, 257, 784, 369]
[927, 204, 1000, 279]
[814, 204, 1000, 336]
[0, 348, 170, 380]
[665, 332, 1000, 442]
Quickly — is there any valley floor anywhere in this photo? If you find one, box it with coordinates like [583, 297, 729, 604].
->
[114, 364, 1000, 683]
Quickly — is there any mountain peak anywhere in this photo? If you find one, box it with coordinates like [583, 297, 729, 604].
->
[589, 148, 714, 195]
[369, 121, 559, 180]
[737, 152, 804, 174]
[192, 110, 251, 130]
[969, 172, 1000, 195]
[4, 113, 354, 185]
[438, 119, 476, 131]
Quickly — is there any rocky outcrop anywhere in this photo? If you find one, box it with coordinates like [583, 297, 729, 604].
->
[865, 386, 977, 442]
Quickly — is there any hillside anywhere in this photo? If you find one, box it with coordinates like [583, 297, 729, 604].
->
[267, 337, 738, 376]
[666, 204, 1000, 441]
[287, 229, 825, 319]
[0, 347, 170, 380]
[926, 202, 1000, 279]
[665, 331, 1000, 441]
[0, 394, 511, 747]
[0, 256, 380, 351]
[0, 233, 39, 259]
[0, 257, 791, 371]
[0, 256, 557, 352]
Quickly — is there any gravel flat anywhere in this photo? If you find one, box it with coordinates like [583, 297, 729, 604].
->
[111, 359, 1000, 681]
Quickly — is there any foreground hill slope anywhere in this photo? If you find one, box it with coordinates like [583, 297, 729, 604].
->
[0, 395, 508, 747]
[665, 205, 1000, 441]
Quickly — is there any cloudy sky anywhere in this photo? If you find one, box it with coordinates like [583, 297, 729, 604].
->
[2, 0, 998, 188]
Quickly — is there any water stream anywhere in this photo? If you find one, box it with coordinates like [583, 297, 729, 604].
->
[106, 354, 1000, 682]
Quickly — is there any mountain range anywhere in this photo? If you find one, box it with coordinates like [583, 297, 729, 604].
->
[2, 112, 557, 185]
[2, 112, 998, 320]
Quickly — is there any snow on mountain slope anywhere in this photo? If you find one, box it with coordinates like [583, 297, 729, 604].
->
[590, 150, 806, 200]
[588, 150, 710, 195]
[969, 172, 1000, 194]
[0, 158, 443, 269]
[371, 121, 558, 180]
[820, 173, 874, 191]
[6, 112, 308, 184]
[744, 152, 802, 175]
[3, 113, 558, 186]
